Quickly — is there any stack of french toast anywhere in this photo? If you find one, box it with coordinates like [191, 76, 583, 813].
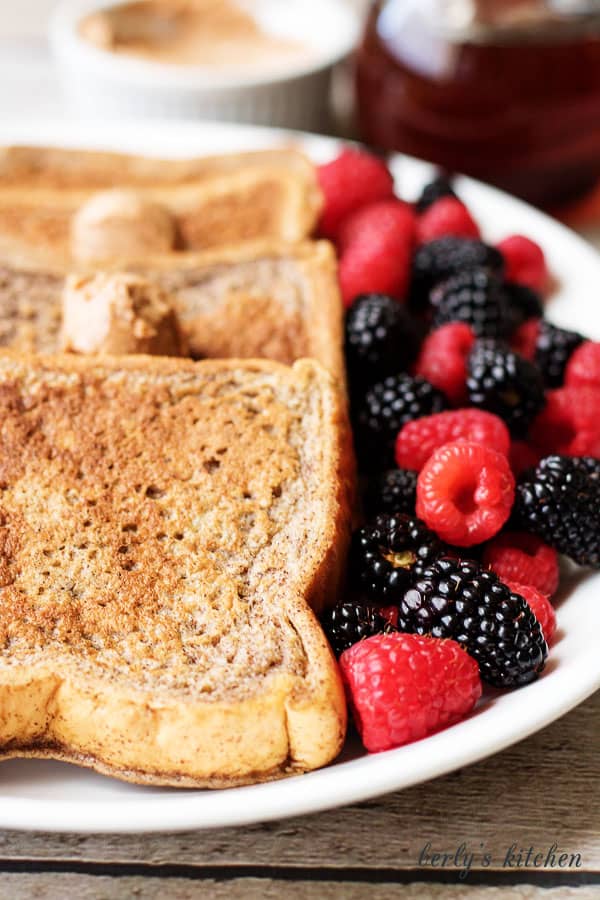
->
[0, 144, 354, 786]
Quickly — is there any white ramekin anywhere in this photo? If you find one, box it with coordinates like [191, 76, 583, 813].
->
[50, 0, 360, 130]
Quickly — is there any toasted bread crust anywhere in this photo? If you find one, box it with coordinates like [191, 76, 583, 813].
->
[0, 355, 353, 786]
[0, 147, 322, 268]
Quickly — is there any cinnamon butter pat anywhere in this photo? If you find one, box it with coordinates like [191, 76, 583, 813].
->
[71, 189, 176, 264]
[61, 272, 187, 357]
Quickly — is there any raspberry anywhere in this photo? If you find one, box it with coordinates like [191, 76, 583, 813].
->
[317, 149, 395, 239]
[482, 532, 559, 597]
[337, 201, 415, 306]
[345, 293, 421, 388]
[379, 605, 399, 627]
[337, 199, 415, 254]
[395, 409, 510, 472]
[340, 633, 481, 752]
[414, 322, 475, 405]
[505, 581, 556, 645]
[467, 339, 546, 437]
[417, 197, 480, 244]
[321, 602, 391, 657]
[416, 441, 515, 546]
[351, 513, 444, 603]
[399, 558, 547, 687]
[430, 268, 512, 338]
[515, 455, 600, 568]
[415, 174, 457, 213]
[497, 235, 548, 293]
[530, 386, 600, 457]
[565, 340, 600, 390]
[509, 440, 541, 478]
[510, 319, 540, 361]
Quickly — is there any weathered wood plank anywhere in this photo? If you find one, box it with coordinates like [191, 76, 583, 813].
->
[0, 877, 598, 900]
[0, 690, 598, 872]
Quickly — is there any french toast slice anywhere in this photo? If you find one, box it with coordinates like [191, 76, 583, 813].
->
[0, 146, 321, 268]
[0, 241, 344, 382]
[0, 353, 353, 786]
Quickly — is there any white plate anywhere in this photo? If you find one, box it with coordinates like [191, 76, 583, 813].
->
[0, 120, 599, 834]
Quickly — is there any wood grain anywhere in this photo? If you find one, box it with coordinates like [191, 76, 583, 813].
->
[0, 878, 598, 900]
[0, 689, 598, 877]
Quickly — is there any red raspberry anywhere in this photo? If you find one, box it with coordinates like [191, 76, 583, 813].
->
[413, 323, 475, 405]
[340, 633, 481, 752]
[510, 318, 540, 361]
[416, 197, 480, 244]
[497, 235, 548, 293]
[565, 340, 600, 390]
[508, 440, 541, 478]
[337, 199, 415, 253]
[379, 605, 399, 628]
[506, 581, 556, 645]
[530, 386, 600, 457]
[416, 441, 515, 546]
[395, 408, 510, 472]
[483, 532, 559, 597]
[317, 149, 395, 240]
[338, 201, 414, 306]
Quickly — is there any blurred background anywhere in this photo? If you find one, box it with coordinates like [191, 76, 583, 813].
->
[4, 0, 600, 228]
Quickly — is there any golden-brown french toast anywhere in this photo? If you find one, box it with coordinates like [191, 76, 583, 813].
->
[0, 146, 321, 268]
[0, 353, 353, 786]
[0, 241, 344, 382]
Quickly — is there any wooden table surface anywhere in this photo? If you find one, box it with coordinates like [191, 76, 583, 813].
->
[1, 7, 600, 898]
[0, 687, 598, 898]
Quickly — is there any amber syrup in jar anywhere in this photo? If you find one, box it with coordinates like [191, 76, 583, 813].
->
[356, 0, 600, 207]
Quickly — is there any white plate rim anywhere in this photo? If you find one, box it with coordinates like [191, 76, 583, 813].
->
[0, 118, 598, 834]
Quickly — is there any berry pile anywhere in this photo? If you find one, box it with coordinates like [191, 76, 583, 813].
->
[313, 149, 600, 756]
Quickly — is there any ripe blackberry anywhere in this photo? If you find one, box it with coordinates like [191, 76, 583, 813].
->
[503, 281, 543, 328]
[352, 513, 444, 603]
[321, 602, 391, 657]
[534, 320, 584, 388]
[355, 373, 448, 469]
[399, 557, 547, 687]
[467, 339, 546, 436]
[415, 174, 457, 213]
[430, 267, 512, 338]
[514, 455, 600, 567]
[345, 293, 421, 388]
[410, 236, 504, 312]
[365, 467, 418, 517]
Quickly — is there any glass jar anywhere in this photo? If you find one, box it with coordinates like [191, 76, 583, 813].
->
[355, 0, 600, 206]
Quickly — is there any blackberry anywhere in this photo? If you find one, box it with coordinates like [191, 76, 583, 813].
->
[503, 281, 543, 328]
[321, 602, 391, 657]
[365, 467, 418, 517]
[514, 455, 600, 567]
[467, 339, 546, 437]
[352, 513, 444, 603]
[534, 320, 584, 388]
[345, 293, 421, 388]
[430, 267, 512, 338]
[355, 373, 448, 469]
[415, 174, 457, 213]
[410, 236, 504, 312]
[399, 557, 547, 687]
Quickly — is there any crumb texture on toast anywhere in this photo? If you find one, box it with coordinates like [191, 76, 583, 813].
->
[0, 355, 352, 785]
